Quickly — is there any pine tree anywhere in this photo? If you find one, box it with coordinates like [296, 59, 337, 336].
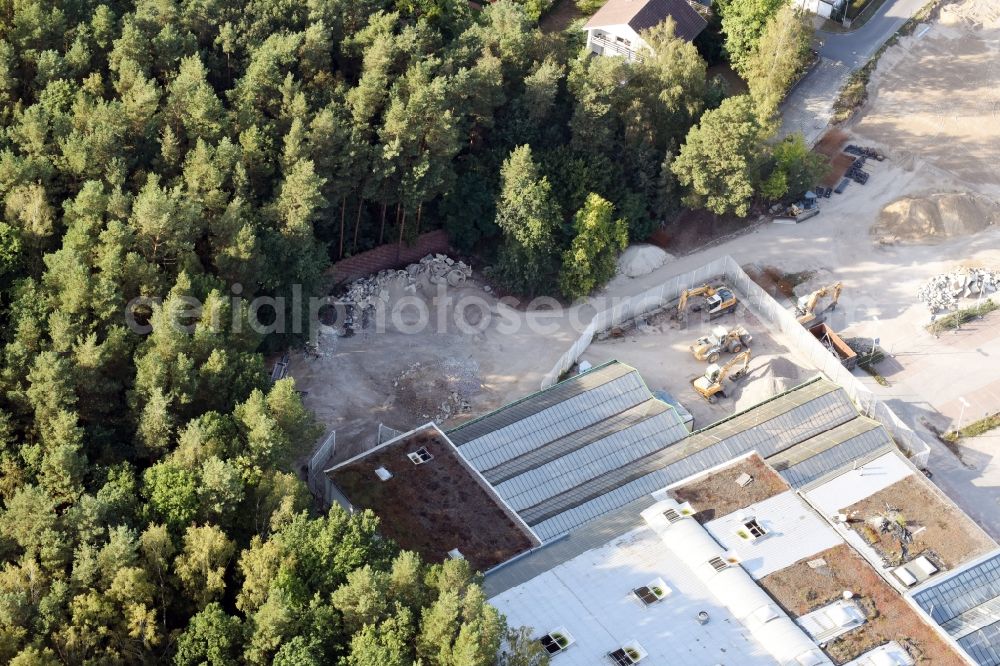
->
[492, 145, 561, 296]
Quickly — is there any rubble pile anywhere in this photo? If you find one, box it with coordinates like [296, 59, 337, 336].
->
[917, 268, 1000, 312]
[340, 254, 474, 311]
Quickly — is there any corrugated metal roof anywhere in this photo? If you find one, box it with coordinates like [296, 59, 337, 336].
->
[451, 369, 894, 544]
[767, 417, 893, 487]
[913, 551, 1000, 665]
[448, 361, 633, 446]
[914, 552, 1000, 628]
[484, 397, 670, 484]
[519, 381, 858, 531]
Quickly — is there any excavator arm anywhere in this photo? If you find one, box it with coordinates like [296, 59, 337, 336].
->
[716, 350, 752, 383]
[797, 282, 843, 325]
[678, 284, 715, 313]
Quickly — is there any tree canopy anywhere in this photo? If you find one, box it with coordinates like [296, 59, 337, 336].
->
[0, 0, 825, 660]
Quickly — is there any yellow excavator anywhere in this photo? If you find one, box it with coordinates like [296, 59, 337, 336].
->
[690, 324, 753, 363]
[796, 282, 843, 326]
[676, 284, 739, 322]
[692, 350, 752, 403]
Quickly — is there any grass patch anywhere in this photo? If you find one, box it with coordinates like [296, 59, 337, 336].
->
[943, 413, 1000, 443]
[832, 0, 944, 124]
[927, 299, 997, 334]
[860, 362, 890, 387]
[846, 339, 889, 385]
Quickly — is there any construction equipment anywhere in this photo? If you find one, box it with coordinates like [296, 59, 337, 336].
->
[676, 284, 739, 321]
[692, 351, 752, 403]
[690, 325, 753, 363]
[796, 282, 843, 326]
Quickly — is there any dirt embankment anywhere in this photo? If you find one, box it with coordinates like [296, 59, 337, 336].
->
[872, 193, 1000, 244]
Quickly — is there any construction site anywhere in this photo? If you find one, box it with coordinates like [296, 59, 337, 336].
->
[282, 1, 1000, 663]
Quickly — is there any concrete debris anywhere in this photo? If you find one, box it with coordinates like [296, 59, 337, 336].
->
[339, 254, 474, 313]
[917, 268, 1000, 312]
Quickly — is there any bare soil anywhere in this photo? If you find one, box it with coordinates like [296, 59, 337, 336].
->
[744, 264, 816, 301]
[661, 208, 764, 256]
[289, 281, 577, 464]
[852, 0, 1000, 196]
[841, 474, 994, 569]
[872, 193, 999, 244]
[671, 455, 789, 523]
[760, 544, 967, 664]
[329, 428, 536, 570]
[814, 128, 850, 157]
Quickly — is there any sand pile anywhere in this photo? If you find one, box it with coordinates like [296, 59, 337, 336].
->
[872, 193, 1000, 244]
[942, 0, 1000, 28]
[617, 244, 674, 278]
[735, 356, 804, 412]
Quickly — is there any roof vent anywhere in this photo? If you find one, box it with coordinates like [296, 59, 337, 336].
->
[608, 641, 647, 664]
[708, 553, 741, 572]
[738, 518, 768, 541]
[448, 548, 464, 560]
[708, 556, 729, 572]
[632, 578, 669, 606]
[538, 627, 573, 656]
[736, 472, 754, 487]
[407, 447, 433, 465]
[663, 502, 694, 523]
[375, 467, 392, 481]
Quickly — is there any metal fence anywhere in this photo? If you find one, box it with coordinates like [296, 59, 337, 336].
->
[542, 255, 931, 466]
[307, 430, 336, 499]
[378, 424, 404, 445]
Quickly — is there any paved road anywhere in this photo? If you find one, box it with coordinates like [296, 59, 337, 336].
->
[779, 0, 929, 144]
[817, 0, 929, 65]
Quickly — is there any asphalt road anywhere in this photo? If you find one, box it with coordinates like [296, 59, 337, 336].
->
[817, 0, 929, 65]
[779, 0, 930, 144]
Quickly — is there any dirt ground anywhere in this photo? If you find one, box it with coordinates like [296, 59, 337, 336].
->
[289, 281, 578, 464]
[578, 304, 815, 428]
[841, 474, 994, 569]
[760, 544, 966, 665]
[671, 455, 790, 523]
[852, 0, 1000, 197]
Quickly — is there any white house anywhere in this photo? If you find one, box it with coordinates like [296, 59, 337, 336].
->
[583, 0, 708, 62]
[794, 0, 845, 20]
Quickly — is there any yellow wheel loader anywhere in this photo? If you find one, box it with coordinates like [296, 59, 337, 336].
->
[692, 351, 753, 403]
[690, 325, 753, 364]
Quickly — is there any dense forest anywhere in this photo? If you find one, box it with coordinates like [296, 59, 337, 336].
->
[0, 0, 823, 663]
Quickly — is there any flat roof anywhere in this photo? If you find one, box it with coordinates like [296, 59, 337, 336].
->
[670, 453, 789, 523]
[327, 426, 538, 570]
[805, 450, 915, 516]
[760, 544, 966, 663]
[490, 523, 781, 666]
[704, 490, 843, 579]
